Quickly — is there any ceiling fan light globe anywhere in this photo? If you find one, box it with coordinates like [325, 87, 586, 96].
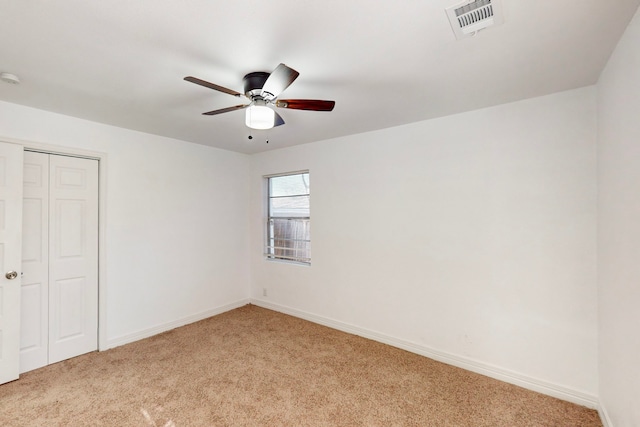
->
[245, 105, 275, 130]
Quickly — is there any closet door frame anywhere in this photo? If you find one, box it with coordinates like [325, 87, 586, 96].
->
[3, 137, 108, 352]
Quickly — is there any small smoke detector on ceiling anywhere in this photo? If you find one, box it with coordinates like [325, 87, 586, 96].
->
[0, 72, 21, 85]
[446, 0, 504, 40]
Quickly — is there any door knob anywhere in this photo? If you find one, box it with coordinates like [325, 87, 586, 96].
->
[5, 271, 18, 280]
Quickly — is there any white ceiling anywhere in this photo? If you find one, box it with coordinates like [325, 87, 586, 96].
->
[1, 1, 638, 154]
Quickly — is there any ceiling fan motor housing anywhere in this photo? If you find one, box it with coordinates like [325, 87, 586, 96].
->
[243, 72, 270, 97]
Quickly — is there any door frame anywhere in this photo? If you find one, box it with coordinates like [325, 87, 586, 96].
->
[1, 137, 108, 352]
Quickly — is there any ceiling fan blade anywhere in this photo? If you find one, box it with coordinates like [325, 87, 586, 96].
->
[184, 76, 242, 97]
[260, 63, 300, 100]
[274, 111, 285, 127]
[275, 99, 335, 111]
[202, 104, 249, 116]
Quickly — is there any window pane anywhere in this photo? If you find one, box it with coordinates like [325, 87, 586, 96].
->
[266, 171, 310, 265]
[268, 218, 310, 261]
[270, 195, 310, 217]
[270, 173, 310, 197]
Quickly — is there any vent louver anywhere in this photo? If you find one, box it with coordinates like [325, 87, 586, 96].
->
[446, 0, 504, 40]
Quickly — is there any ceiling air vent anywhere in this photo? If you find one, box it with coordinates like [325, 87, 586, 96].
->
[446, 0, 504, 40]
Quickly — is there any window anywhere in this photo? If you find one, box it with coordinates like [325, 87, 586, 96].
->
[265, 172, 310, 264]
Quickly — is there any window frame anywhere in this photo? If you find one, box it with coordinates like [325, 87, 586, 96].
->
[264, 170, 311, 265]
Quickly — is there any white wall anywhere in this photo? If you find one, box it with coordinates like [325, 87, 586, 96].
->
[250, 87, 598, 404]
[597, 5, 640, 427]
[0, 100, 251, 346]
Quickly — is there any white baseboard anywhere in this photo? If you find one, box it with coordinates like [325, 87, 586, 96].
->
[599, 404, 614, 427]
[104, 298, 250, 350]
[251, 299, 599, 410]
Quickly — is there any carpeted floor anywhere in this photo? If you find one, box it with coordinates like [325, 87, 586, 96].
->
[0, 305, 601, 426]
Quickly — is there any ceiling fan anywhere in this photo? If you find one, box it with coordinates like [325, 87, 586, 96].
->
[184, 63, 335, 130]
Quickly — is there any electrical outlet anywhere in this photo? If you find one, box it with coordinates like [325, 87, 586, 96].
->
[263, 288, 268, 297]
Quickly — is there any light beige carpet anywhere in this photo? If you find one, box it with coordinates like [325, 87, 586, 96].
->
[0, 305, 601, 426]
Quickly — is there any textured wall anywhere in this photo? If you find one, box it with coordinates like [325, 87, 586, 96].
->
[250, 87, 598, 400]
[0, 100, 251, 345]
[597, 5, 640, 427]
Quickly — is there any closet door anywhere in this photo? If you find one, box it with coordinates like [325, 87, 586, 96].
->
[20, 151, 49, 373]
[48, 154, 98, 364]
[20, 153, 99, 371]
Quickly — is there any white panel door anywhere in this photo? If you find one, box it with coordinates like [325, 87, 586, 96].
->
[0, 142, 24, 385]
[20, 152, 49, 373]
[48, 155, 98, 364]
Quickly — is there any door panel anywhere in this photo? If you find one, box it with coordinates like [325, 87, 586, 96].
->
[19, 283, 44, 349]
[0, 142, 24, 385]
[56, 277, 86, 340]
[20, 151, 49, 373]
[48, 155, 98, 364]
[56, 199, 85, 258]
